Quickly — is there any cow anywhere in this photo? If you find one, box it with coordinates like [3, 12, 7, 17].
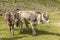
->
[17, 11, 50, 36]
[5, 11, 15, 35]
[5, 11, 21, 35]
[5, 10, 50, 36]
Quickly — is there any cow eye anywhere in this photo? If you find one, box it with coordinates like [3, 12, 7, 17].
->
[43, 15, 46, 18]
[44, 15, 48, 20]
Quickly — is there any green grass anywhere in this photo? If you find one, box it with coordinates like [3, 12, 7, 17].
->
[0, 0, 60, 40]
[0, 0, 60, 12]
[0, 12, 60, 40]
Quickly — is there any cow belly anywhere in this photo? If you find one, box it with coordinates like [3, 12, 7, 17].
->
[20, 12, 37, 23]
[20, 13, 30, 22]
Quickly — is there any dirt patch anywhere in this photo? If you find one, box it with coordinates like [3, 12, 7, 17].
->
[0, 34, 4, 39]
[54, 22, 60, 27]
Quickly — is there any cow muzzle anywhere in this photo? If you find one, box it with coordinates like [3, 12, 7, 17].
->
[47, 20, 50, 23]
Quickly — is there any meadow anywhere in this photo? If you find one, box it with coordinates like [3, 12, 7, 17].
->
[0, 0, 60, 40]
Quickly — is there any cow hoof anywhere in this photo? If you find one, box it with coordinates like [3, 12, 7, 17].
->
[10, 32, 14, 36]
[32, 33, 37, 36]
[19, 30, 23, 33]
[10, 33, 14, 36]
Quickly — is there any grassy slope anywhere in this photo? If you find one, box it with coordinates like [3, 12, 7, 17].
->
[0, 0, 60, 40]
[0, 0, 60, 12]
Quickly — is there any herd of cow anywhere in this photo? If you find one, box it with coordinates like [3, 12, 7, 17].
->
[5, 10, 50, 36]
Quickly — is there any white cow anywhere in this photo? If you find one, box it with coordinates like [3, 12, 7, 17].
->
[15, 11, 50, 36]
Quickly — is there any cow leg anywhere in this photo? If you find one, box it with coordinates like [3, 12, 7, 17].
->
[9, 25, 14, 35]
[37, 20, 40, 24]
[9, 25, 11, 34]
[31, 22, 37, 36]
[9, 24, 14, 36]
[25, 22, 29, 31]
[11, 24, 14, 35]
[16, 21, 19, 27]
[19, 22, 23, 33]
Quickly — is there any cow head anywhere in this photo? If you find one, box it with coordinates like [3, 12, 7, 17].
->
[42, 12, 50, 23]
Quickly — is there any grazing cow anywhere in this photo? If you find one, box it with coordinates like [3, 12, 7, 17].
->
[17, 11, 50, 36]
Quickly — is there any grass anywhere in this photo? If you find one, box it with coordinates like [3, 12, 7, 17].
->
[0, 0, 60, 12]
[0, 11, 60, 40]
[0, 0, 60, 40]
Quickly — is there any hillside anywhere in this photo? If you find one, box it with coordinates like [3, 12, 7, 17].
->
[0, 0, 60, 13]
[1, 0, 60, 40]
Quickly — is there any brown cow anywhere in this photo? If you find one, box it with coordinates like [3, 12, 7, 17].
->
[5, 11, 21, 35]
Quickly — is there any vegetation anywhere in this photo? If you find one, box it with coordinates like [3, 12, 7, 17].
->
[0, 0, 60, 40]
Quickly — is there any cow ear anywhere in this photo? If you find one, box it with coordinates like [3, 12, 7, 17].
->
[43, 12, 48, 15]
[43, 12, 46, 15]
[42, 12, 45, 15]
[42, 12, 46, 17]
[17, 11, 21, 13]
